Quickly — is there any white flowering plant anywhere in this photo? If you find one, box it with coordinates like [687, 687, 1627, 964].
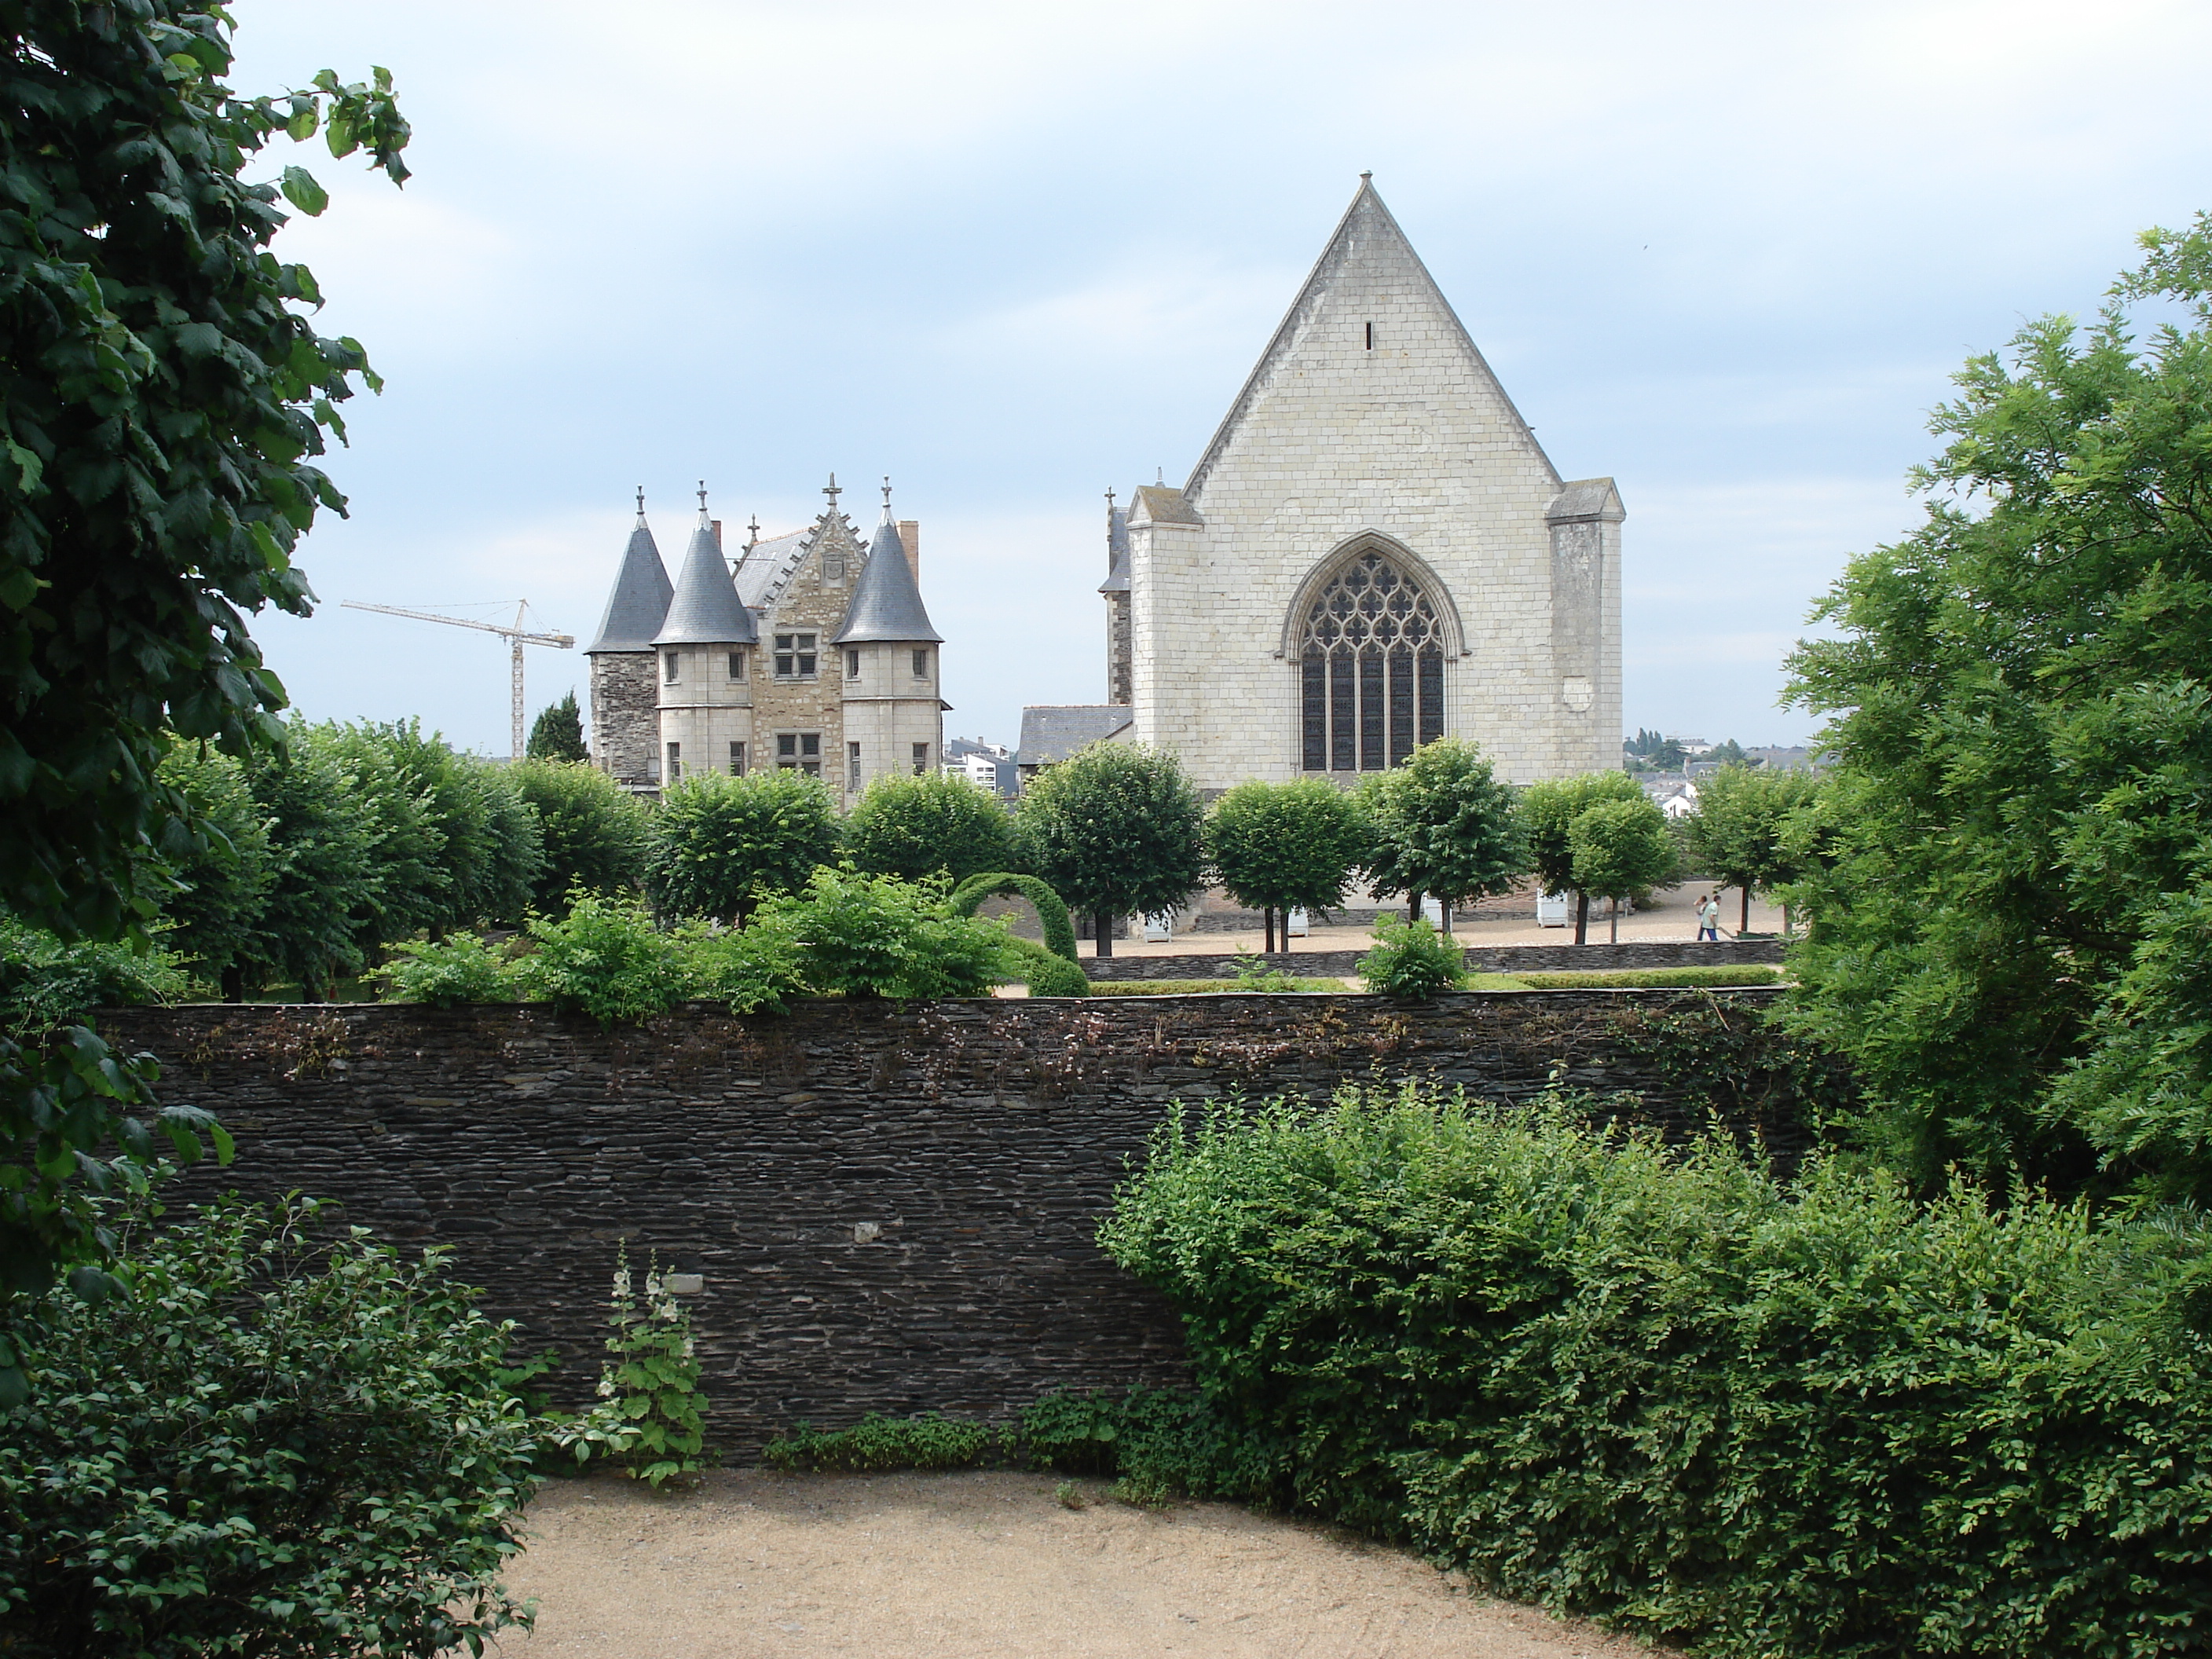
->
[548, 1241, 709, 1488]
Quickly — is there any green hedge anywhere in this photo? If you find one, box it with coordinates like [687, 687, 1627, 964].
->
[948, 872, 1079, 964]
[1503, 965, 1785, 989]
[1097, 1084, 2212, 1657]
[1086, 977, 1352, 997]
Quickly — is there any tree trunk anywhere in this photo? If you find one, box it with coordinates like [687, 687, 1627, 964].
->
[1439, 900, 1452, 939]
[1408, 892, 1423, 926]
[1573, 891, 1590, 946]
[1739, 884, 1751, 936]
[1263, 906, 1275, 954]
[220, 964, 245, 1004]
[1093, 911, 1113, 958]
[1610, 896, 1620, 944]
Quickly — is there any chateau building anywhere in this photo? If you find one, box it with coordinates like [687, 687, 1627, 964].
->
[585, 478, 944, 802]
[1059, 175, 1621, 793]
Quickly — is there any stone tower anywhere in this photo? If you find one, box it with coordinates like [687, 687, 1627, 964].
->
[650, 491, 757, 785]
[1118, 176, 1621, 791]
[584, 493, 673, 788]
[832, 494, 945, 796]
[1098, 493, 1132, 707]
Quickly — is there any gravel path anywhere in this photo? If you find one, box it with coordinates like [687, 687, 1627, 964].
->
[500, 1470, 1673, 1659]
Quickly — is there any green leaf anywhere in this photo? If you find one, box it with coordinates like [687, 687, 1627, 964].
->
[279, 166, 329, 217]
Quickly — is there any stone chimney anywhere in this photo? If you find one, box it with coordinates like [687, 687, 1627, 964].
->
[710, 518, 723, 551]
[896, 519, 919, 582]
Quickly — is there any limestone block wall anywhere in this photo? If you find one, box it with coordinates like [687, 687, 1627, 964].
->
[839, 642, 943, 801]
[105, 989, 1808, 1452]
[657, 643, 754, 782]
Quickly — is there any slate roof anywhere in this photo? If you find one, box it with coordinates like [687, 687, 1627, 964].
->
[1545, 478, 1625, 523]
[1128, 484, 1200, 526]
[1016, 705, 1133, 769]
[831, 514, 940, 644]
[1097, 504, 1130, 594]
[584, 510, 673, 653]
[732, 526, 811, 610]
[652, 508, 758, 645]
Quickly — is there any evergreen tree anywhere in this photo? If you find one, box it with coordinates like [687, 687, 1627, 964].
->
[526, 692, 588, 763]
[1016, 743, 1203, 958]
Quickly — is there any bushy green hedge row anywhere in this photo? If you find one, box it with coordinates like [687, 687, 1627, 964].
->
[1097, 1084, 2212, 1657]
[1503, 965, 1785, 989]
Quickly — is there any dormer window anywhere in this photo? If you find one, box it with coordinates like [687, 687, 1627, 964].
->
[727, 650, 746, 681]
[774, 632, 817, 679]
[663, 650, 680, 684]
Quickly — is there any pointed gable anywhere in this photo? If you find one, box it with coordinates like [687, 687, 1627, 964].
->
[653, 507, 758, 645]
[832, 514, 941, 643]
[584, 507, 673, 653]
[1183, 176, 1557, 508]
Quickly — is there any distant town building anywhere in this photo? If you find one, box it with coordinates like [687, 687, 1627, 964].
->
[584, 478, 945, 802]
[1015, 705, 1131, 787]
[944, 736, 1016, 797]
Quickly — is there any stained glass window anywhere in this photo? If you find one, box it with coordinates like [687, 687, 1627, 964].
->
[1296, 552, 1445, 771]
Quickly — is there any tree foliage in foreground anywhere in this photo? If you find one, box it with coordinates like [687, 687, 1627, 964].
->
[1016, 742, 1204, 957]
[0, 1, 407, 1338]
[0, 1199, 537, 1656]
[642, 770, 842, 922]
[1784, 211, 2212, 1200]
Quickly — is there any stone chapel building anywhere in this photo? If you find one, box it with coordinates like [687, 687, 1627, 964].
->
[584, 478, 945, 802]
[1067, 176, 1621, 792]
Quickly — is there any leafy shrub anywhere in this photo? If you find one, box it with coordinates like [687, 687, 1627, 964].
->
[846, 772, 1015, 883]
[0, 1198, 537, 1654]
[372, 934, 516, 1008]
[643, 771, 840, 922]
[763, 1412, 1001, 1473]
[550, 1246, 708, 1489]
[1509, 965, 1784, 989]
[949, 871, 1080, 964]
[752, 867, 1009, 999]
[673, 917, 808, 1014]
[0, 916, 185, 1038]
[510, 760, 649, 912]
[514, 890, 687, 1024]
[1356, 915, 1465, 1000]
[1099, 1083, 2212, 1657]
[1020, 1387, 1271, 1506]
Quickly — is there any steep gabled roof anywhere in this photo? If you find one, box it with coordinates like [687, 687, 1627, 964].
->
[1016, 705, 1132, 767]
[584, 506, 673, 653]
[1183, 175, 1556, 505]
[652, 507, 758, 645]
[831, 513, 941, 644]
[1545, 478, 1625, 524]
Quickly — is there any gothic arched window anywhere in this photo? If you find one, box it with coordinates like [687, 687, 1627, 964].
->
[1298, 552, 1445, 771]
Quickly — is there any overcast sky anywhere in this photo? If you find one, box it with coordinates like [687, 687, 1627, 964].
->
[228, 0, 2212, 758]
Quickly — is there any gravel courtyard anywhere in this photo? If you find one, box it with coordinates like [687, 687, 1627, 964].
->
[499, 1470, 1673, 1659]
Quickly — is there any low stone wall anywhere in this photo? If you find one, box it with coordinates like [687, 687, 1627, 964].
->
[102, 988, 1796, 1450]
[1086, 938, 1789, 981]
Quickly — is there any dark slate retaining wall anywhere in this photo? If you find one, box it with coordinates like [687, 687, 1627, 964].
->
[1086, 938, 1789, 980]
[101, 989, 1791, 1452]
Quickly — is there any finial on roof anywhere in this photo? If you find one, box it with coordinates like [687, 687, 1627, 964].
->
[635, 485, 646, 522]
[696, 479, 708, 517]
[1360, 170, 1372, 182]
[1104, 487, 1115, 511]
[745, 515, 760, 551]
[881, 474, 893, 519]
[823, 473, 841, 509]
[1156, 467, 1165, 485]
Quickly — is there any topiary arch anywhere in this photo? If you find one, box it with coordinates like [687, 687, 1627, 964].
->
[950, 873, 1079, 965]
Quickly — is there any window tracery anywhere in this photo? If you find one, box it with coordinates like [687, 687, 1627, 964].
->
[1297, 551, 1445, 771]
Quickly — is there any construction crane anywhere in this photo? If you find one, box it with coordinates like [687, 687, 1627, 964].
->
[339, 599, 575, 760]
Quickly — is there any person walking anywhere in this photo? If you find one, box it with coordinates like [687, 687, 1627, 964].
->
[1697, 893, 1722, 942]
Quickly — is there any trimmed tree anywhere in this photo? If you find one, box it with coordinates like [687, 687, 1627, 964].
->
[1016, 742, 1204, 958]
[846, 771, 1014, 884]
[1568, 796, 1679, 943]
[1684, 764, 1820, 934]
[510, 760, 649, 911]
[526, 691, 588, 763]
[154, 747, 272, 991]
[949, 873, 1080, 965]
[1356, 740, 1527, 937]
[642, 771, 842, 923]
[1207, 779, 1368, 953]
[1518, 771, 1647, 944]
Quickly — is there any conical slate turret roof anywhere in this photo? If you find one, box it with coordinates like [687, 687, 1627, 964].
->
[653, 503, 758, 645]
[832, 512, 940, 644]
[584, 501, 674, 653]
